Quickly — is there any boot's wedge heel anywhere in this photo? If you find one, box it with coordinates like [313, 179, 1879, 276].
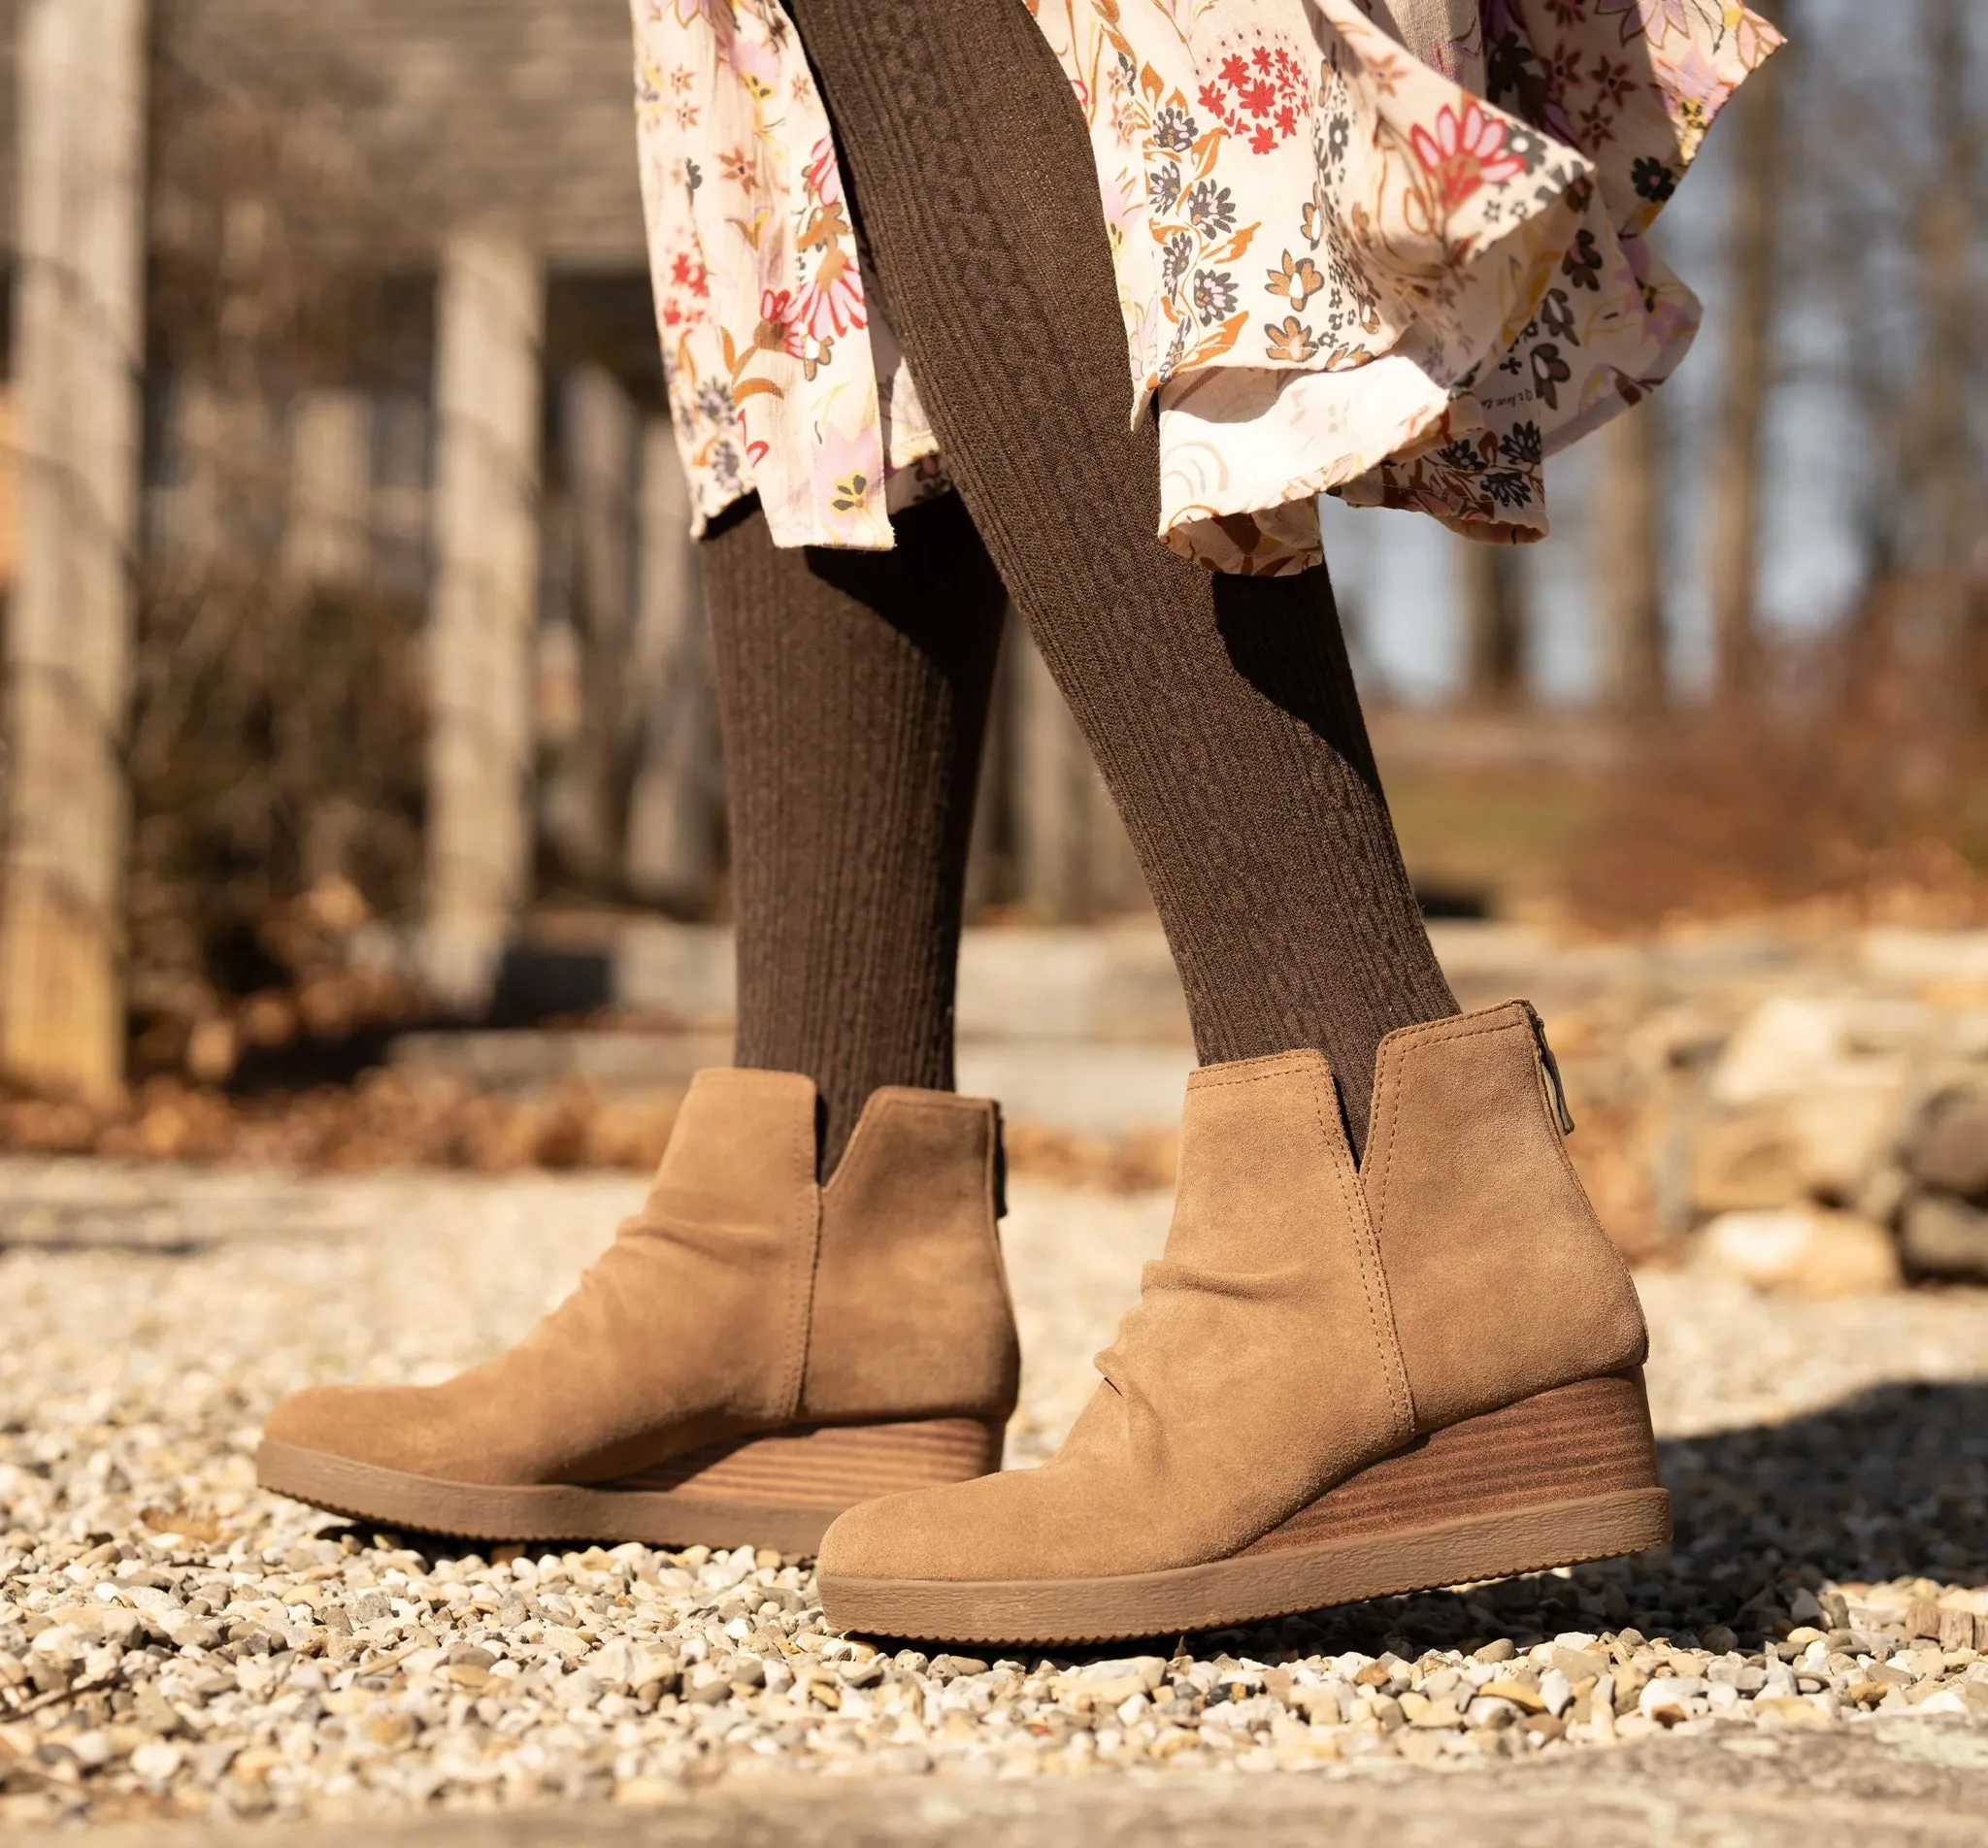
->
[257, 1415, 1004, 1555]
[818, 1004, 1665, 1645]
[822, 1374, 1666, 1645]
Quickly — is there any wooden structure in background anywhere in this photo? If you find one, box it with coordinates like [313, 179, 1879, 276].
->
[0, 0, 1165, 1100]
[1592, 400, 1668, 715]
[282, 389, 374, 588]
[0, 0, 148, 1097]
[423, 226, 545, 1006]
[1458, 541, 1527, 708]
[960, 629, 1145, 922]
[624, 419, 719, 910]
[545, 362, 640, 888]
[1705, 0, 1784, 708]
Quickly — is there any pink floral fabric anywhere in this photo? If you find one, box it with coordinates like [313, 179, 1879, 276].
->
[629, 0, 944, 550]
[632, 0, 1779, 572]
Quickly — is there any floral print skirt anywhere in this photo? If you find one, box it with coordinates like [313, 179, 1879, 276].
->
[634, 0, 1781, 574]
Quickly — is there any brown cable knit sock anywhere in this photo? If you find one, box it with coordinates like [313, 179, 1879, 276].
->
[701, 491, 1008, 1174]
[788, 0, 1459, 1155]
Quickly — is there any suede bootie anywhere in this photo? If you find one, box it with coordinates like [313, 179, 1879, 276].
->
[817, 1002, 1667, 1642]
[258, 1070, 1020, 1551]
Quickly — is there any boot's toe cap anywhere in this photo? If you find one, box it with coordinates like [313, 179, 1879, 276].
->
[818, 1484, 982, 1583]
[818, 1468, 1091, 1584]
[262, 1385, 430, 1471]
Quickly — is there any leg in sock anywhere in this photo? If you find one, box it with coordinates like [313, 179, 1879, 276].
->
[701, 492, 1008, 1173]
[788, 0, 1457, 1156]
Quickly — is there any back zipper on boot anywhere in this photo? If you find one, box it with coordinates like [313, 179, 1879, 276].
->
[1522, 1002, 1576, 1136]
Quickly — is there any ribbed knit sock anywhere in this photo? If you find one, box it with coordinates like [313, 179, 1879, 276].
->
[790, 0, 1459, 1156]
[701, 492, 1008, 1174]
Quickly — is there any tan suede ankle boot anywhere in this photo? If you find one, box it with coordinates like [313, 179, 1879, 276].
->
[817, 1002, 1667, 1643]
[257, 1070, 1019, 1551]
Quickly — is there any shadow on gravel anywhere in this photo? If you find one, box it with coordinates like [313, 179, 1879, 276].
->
[864, 1379, 1988, 1669]
[1659, 1379, 1988, 1588]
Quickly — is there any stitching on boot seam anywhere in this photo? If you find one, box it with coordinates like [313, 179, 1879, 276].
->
[1537, 1077, 1649, 1370]
[812, 1100, 1013, 1420]
[1380, 1005, 1527, 1048]
[1368, 1015, 1532, 1428]
[1309, 1069, 1413, 1444]
[782, 1103, 820, 1425]
[1185, 1055, 1327, 1093]
[1371, 1008, 1529, 1124]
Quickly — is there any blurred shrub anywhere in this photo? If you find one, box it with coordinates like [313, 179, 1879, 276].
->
[1566, 618, 1988, 931]
[121, 44, 433, 1079]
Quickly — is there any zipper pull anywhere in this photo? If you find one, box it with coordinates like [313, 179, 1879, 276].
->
[1522, 1002, 1576, 1137]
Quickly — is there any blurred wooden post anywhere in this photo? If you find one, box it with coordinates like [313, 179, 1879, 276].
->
[152, 376, 223, 560]
[1915, 0, 1976, 660]
[1592, 400, 1668, 713]
[626, 417, 718, 909]
[1705, 0, 1786, 707]
[1458, 540, 1526, 706]
[424, 227, 545, 1007]
[0, 0, 149, 1098]
[546, 363, 638, 887]
[282, 389, 374, 587]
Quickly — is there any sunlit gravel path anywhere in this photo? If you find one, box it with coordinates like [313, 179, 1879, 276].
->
[1, 1162, 1984, 1827]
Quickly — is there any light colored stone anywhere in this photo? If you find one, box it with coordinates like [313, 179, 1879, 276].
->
[1708, 998, 1922, 1109]
[1696, 1207, 1902, 1298]
[1692, 1087, 1905, 1215]
[1899, 1194, 1988, 1283]
[1690, 1109, 1807, 1214]
[129, 1739, 183, 1781]
[1859, 928, 1988, 986]
[1901, 1086, 1988, 1197]
[1753, 1697, 1832, 1729]
[1785, 1085, 1908, 1201]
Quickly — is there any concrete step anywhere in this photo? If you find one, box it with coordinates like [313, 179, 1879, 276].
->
[371, 918, 1588, 1037]
[374, 918, 1988, 1133]
[389, 1030, 1197, 1134]
[607, 921, 1198, 1043]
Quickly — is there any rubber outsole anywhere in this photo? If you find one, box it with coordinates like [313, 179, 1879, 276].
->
[256, 1415, 1001, 1554]
[819, 1484, 1671, 1645]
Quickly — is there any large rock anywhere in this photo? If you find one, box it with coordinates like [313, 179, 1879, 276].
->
[1689, 1110, 1806, 1214]
[1899, 1193, 1988, 1283]
[1690, 1087, 1904, 1213]
[1696, 1207, 1903, 1298]
[1899, 1085, 1988, 1198]
[1708, 997, 1926, 1109]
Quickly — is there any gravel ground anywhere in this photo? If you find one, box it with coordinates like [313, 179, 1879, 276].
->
[1, 1162, 1985, 1828]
